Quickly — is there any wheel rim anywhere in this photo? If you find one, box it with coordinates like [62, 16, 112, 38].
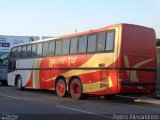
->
[58, 82, 64, 94]
[72, 83, 80, 95]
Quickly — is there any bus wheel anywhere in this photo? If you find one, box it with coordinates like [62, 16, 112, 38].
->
[103, 94, 115, 99]
[56, 79, 67, 97]
[70, 78, 83, 99]
[16, 76, 24, 90]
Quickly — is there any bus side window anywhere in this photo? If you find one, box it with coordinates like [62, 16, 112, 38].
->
[78, 36, 87, 53]
[87, 34, 97, 53]
[62, 39, 70, 55]
[97, 32, 106, 52]
[32, 44, 37, 57]
[8, 61, 13, 71]
[55, 40, 62, 55]
[27, 45, 32, 57]
[43, 42, 49, 56]
[48, 41, 55, 56]
[70, 38, 78, 54]
[17, 46, 22, 58]
[22, 46, 27, 58]
[106, 31, 115, 51]
[10, 47, 17, 57]
[37, 43, 42, 57]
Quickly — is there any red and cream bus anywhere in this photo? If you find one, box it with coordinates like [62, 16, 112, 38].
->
[7, 24, 157, 99]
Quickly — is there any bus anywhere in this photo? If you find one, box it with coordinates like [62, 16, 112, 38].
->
[7, 24, 157, 99]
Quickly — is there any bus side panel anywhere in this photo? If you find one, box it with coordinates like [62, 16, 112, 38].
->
[82, 53, 117, 95]
[17, 59, 34, 88]
[82, 70, 118, 95]
[7, 72, 16, 86]
[39, 55, 89, 89]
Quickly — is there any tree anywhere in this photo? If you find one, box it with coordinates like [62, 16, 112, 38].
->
[157, 38, 160, 46]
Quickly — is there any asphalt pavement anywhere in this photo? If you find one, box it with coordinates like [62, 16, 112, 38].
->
[0, 86, 160, 120]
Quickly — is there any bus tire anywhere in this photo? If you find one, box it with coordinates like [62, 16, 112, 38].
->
[56, 79, 67, 97]
[103, 94, 115, 99]
[70, 78, 84, 99]
[1, 81, 8, 86]
[16, 76, 24, 90]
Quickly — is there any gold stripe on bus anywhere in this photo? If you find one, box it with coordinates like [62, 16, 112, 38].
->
[83, 77, 113, 93]
[42, 77, 56, 83]
[42, 69, 97, 83]
[33, 58, 42, 89]
[62, 53, 114, 78]
[124, 55, 154, 82]
[130, 58, 154, 82]
[114, 25, 122, 65]
[124, 55, 130, 75]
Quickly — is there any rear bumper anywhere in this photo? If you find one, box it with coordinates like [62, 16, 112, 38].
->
[118, 82, 156, 94]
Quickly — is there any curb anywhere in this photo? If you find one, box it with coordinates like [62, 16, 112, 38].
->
[134, 98, 160, 105]
[116, 95, 160, 105]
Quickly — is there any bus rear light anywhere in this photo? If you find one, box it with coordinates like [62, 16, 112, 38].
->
[100, 71, 109, 81]
[99, 71, 112, 88]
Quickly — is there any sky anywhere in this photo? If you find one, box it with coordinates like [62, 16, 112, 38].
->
[0, 0, 160, 38]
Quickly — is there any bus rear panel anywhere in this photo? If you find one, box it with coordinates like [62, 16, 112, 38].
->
[118, 24, 156, 94]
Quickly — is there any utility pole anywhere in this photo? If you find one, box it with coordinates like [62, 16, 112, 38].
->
[75, 29, 77, 33]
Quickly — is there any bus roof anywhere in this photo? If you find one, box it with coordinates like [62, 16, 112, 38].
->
[11, 23, 154, 48]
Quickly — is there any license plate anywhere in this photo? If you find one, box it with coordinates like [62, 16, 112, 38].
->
[137, 86, 144, 90]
